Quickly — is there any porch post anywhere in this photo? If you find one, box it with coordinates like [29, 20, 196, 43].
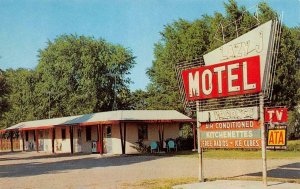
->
[193, 122, 197, 151]
[158, 124, 164, 150]
[10, 131, 13, 152]
[70, 126, 74, 154]
[119, 122, 126, 154]
[161, 124, 164, 147]
[35, 130, 39, 152]
[22, 131, 25, 151]
[119, 122, 123, 154]
[97, 124, 103, 154]
[97, 125, 99, 153]
[52, 128, 55, 153]
[158, 125, 161, 149]
[101, 125, 104, 154]
[123, 123, 127, 154]
[0, 132, 2, 151]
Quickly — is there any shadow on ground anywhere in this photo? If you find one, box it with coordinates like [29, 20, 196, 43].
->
[0, 152, 166, 178]
[235, 162, 300, 180]
[0, 151, 91, 161]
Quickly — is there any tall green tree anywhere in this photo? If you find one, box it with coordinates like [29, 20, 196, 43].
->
[0, 70, 10, 125]
[0, 69, 35, 129]
[34, 34, 135, 119]
[127, 89, 150, 110]
[146, 19, 210, 111]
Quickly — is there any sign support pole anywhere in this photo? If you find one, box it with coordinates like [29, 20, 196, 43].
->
[196, 101, 204, 182]
[260, 94, 267, 186]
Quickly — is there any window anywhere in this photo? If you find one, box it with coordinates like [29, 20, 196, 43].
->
[106, 125, 112, 138]
[25, 131, 29, 141]
[78, 128, 81, 139]
[61, 128, 66, 140]
[86, 126, 91, 141]
[138, 124, 148, 140]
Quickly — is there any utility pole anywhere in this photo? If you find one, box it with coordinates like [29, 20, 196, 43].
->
[260, 93, 267, 186]
[196, 101, 204, 182]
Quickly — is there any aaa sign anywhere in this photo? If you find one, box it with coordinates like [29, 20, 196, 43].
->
[267, 129, 286, 146]
[182, 56, 261, 100]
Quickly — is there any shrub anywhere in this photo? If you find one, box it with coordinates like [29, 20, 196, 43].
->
[176, 137, 194, 150]
[287, 140, 300, 151]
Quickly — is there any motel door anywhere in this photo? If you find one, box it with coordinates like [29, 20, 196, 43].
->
[38, 130, 44, 151]
[104, 125, 112, 153]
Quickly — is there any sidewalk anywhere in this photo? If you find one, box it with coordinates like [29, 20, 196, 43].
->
[173, 180, 300, 189]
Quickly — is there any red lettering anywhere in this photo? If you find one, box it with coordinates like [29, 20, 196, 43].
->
[265, 108, 288, 123]
[278, 131, 284, 145]
[182, 56, 261, 100]
[269, 132, 274, 145]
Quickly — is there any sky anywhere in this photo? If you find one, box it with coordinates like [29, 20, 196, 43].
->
[0, 0, 299, 91]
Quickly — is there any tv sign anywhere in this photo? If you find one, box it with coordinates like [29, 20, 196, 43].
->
[182, 56, 261, 100]
[265, 107, 288, 123]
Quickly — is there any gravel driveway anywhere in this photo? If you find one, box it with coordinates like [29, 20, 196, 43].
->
[0, 152, 299, 189]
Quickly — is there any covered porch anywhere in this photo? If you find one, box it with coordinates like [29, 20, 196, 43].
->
[1, 110, 195, 154]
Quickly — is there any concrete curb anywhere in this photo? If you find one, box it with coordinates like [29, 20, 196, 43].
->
[173, 180, 300, 189]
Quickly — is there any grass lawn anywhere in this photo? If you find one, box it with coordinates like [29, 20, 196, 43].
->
[175, 150, 300, 159]
[121, 177, 198, 189]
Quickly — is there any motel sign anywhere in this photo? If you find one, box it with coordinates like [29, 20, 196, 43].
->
[177, 19, 280, 185]
[182, 56, 261, 100]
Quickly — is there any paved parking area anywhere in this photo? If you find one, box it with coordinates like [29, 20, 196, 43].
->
[0, 152, 299, 189]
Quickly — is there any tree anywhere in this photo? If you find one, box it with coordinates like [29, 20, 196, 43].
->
[127, 89, 150, 110]
[0, 69, 36, 129]
[33, 34, 135, 119]
[0, 70, 10, 126]
[290, 26, 300, 103]
[288, 109, 300, 139]
[146, 19, 210, 111]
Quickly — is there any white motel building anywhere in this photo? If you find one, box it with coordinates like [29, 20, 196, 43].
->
[1, 110, 193, 154]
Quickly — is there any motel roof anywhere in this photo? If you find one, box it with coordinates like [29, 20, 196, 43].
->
[4, 110, 193, 131]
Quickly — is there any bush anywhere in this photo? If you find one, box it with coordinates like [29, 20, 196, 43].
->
[287, 140, 300, 151]
[287, 110, 300, 140]
[176, 137, 194, 150]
